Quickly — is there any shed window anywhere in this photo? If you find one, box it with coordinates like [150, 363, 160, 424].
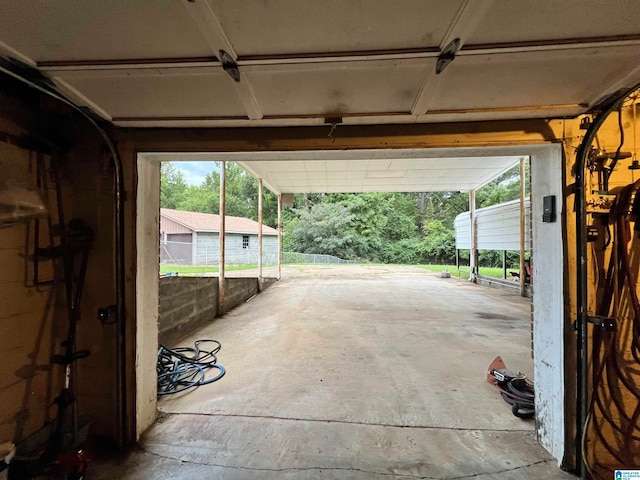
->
[242, 235, 250, 249]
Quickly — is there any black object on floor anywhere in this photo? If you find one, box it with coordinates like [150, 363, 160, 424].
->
[157, 340, 226, 396]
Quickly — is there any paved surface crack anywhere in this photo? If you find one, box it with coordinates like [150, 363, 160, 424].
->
[140, 445, 554, 480]
[447, 460, 554, 479]
[160, 411, 533, 434]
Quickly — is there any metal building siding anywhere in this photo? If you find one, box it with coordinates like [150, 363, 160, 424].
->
[454, 214, 472, 249]
[160, 215, 192, 234]
[454, 198, 531, 251]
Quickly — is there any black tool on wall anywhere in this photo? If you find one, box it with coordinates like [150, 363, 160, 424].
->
[11, 219, 94, 480]
[46, 218, 93, 478]
[542, 195, 556, 223]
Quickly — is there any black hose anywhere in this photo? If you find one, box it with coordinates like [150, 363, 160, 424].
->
[574, 81, 640, 479]
[157, 340, 226, 396]
[604, 107, 625, 190]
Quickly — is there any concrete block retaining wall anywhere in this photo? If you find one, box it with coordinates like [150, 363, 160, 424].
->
[159, 276, 218, 345]
[223, 278, 259, 314]
[159, 276, 274, 344]
[476, 275, 532, 298]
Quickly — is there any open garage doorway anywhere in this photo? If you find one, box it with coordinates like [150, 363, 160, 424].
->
[135, 144, 567, 477]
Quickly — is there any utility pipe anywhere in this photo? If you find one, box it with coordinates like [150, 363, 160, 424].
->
[0, 60, 128, 448]
[277, 194, 282, 280]
[258, 178, 263, 290]
[219, 161, 226, 316]
[574, 81, 640, 479]
[519, 157, 526, 297]
[469, 189, 477, 282]
[502, 250, 507, 280]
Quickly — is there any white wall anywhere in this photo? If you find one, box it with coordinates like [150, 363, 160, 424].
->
[531, 144, 565, 462]
[135, 155, 160, 438]
[455, 198, 531, 251]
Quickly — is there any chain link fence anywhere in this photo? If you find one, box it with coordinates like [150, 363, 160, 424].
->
[161, 238, 353, 267]
[161, 238, 278, 266]
[283, 252, 354, 264]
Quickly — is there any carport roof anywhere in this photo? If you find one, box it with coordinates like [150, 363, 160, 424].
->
[237, 151, 523, 194]
[147, 148, 527, 194]
[1, 1, 639, 128]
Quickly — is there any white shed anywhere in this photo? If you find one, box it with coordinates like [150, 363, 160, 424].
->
[454, 198, 531, 251]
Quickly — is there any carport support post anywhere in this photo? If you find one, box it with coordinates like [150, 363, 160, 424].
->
[502, 250, 507, 280]
[277, 194, 282, 280]
[258, 178, 263, 291]
[469, 189, 477, 282]
[218, 161, 226, 315]
[519, 158, 526, 297]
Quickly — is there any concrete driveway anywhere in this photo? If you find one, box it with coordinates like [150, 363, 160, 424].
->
[94, 265, 575, 479]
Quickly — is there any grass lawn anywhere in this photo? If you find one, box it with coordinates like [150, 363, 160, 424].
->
[418, 264, 519, 280]
[160, 263, 520, 279]
[160, 264, 260, 275]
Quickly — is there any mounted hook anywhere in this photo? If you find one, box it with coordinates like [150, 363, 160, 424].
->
[324, 116, 343, 139]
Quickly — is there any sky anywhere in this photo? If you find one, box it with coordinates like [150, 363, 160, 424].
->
[172, 161, 218, 186]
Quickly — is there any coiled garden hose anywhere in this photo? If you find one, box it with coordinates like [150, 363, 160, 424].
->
[157, 340, 226, 396]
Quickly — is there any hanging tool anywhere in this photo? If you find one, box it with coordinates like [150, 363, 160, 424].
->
[34, 219, 93, 479]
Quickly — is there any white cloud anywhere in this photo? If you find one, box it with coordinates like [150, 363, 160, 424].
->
[172, 161, 218, 186]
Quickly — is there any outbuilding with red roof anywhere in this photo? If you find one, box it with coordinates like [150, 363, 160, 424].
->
[160, 208, 278, 266]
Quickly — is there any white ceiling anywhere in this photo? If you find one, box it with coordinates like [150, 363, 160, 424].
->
[238, 155, 522, 194]
[144, 149, 526, 194]
[1, 0, 639, 128]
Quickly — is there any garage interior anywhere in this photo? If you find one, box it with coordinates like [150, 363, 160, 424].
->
[1, 1, 640, 479]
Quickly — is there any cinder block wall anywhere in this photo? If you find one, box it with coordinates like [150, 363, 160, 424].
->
[159, 277, 266, 344]
[223, 278, 258, 314]
[158, 277, 218, 345]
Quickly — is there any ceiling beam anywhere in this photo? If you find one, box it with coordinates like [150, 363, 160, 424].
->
[462, 34, 640, 55]
[111, 104, 582, 128]
[181, 0, 263, 120]
[51, 77, 113, 121]
[182, 0, 238, 59]
[38, 57, 220, 71]
[117, 118, 563, 153]
[0, 39, 36, 67]
[35, 36, 640, 73]
[584, 63, 640, 108]
[411, 0, 494, 116]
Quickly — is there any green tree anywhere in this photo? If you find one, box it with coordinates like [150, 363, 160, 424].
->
[382, 193, 420, 241]
[160, 162, 278, 228]
[420, 219, 456, 264]
[178, 174, 219, 213]
[277, 162, 529, 266]
[284, 203, 357, 258]
[476, 162, 530, 208]
[160, 163, 188, 209]
[205, 163, 279, 227]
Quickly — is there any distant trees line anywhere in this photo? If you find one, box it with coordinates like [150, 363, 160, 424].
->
[161, 162, 529, 266]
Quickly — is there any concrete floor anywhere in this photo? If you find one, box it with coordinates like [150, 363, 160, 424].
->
[93, 265, 575, 479]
